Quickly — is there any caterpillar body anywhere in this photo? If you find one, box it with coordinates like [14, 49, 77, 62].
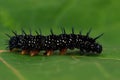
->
[6, 28, 103, 56]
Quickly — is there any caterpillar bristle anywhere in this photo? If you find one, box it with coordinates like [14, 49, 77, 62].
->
[61, 27, 63, 34]
[94, 33, 104, 40]
[63, 27, 66, 34]
[5, 33, 11, 38]
[50, 28, 54, 35]
[12, 31, 17, 36]
[79, 30, 82, 35]
[86, 28, 92, 37]
[72, 27, 74, 34]
[35, 31, 39, 35]
[21, 28, 26, 35]
[61, 27, 66, 34]
[39, 28, 42, 35]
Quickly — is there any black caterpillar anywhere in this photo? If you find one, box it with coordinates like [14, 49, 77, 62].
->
[6, 28, 103, 56]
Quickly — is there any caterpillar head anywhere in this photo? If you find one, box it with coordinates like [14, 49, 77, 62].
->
[80, 41, 102, 55]
[90, 43, 102, 54]
[90, 33, 103, 54]
[79, 32, 103, 55]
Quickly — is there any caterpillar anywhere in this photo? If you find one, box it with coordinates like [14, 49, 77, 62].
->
[6, 28, 103, 56]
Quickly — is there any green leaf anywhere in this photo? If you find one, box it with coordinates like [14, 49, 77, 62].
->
[0, 0, 120, 80]
[0, 49, 120, 80]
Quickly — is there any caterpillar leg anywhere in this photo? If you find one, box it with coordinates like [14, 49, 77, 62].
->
[60, 48, 67, 55]
[44, 50, 53, 56]
[21, 50, 28, 55]
[30, 50, 40, 56]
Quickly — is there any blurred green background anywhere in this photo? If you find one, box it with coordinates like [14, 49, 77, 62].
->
[0, 0, 120, 80]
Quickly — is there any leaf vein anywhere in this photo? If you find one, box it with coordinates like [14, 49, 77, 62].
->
[0, 57, 26, 80]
